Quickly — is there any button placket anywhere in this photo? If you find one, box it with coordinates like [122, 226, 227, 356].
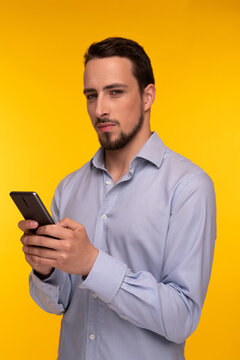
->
[103, 172, 114, 191]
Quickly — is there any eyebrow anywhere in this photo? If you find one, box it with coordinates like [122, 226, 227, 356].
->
[83, 83, 128, 95]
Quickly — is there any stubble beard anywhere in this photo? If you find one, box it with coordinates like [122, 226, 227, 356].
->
[97, 110, 144, 151]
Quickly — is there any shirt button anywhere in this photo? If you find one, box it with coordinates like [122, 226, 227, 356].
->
[89, 334, 95, 341]
[106, 180, 112, 185]
[92, 292, 98, 299]
[102, 214, 107, 220]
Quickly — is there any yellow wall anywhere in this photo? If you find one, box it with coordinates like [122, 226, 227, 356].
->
[1, 1, 239, 358]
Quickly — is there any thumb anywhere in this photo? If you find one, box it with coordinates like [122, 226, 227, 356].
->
[57, 217, 84, 231]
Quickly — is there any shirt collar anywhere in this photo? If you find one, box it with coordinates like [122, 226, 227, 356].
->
[91, 147, 105, 170]
[133, 131, 166, 168]
[91, 131, 166, 170]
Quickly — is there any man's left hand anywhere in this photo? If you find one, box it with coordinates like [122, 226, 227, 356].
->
[21, 217, 99, 276]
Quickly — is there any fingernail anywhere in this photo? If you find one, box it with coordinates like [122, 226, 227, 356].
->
[31, 221, 38, 227]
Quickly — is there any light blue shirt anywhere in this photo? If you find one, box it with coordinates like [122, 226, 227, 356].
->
[30, 132, 216, 360]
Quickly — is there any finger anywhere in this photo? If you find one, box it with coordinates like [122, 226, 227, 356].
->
[23, 244, 58, 260]
[36, 224, 72, 240]
[24, 253, 35, 267]
[18, 220, 39, 233]
[21, 233, 37, 245]
[21, 234, 62, 250]
[25, 253, 56, 268]
[57, 217, 84, 231]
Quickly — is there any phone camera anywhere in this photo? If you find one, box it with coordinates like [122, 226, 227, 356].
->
[21, 196, 30, 208]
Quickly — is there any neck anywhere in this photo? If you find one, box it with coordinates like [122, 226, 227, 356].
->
[104, 124, 151, 184]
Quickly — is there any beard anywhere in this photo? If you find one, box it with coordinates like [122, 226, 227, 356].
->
[97, 110, 144, 151]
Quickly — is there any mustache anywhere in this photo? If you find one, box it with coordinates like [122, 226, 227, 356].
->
[96, 118, 120, 126]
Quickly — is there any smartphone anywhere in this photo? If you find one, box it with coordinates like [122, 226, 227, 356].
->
[10, 191, 55, 226]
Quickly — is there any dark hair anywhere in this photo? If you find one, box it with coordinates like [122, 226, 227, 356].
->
[84, 37, 155, 93]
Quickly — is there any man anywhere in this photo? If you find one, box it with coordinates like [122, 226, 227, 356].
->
[19, 37, 216, 360]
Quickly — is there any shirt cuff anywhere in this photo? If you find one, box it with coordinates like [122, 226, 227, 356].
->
[31, 268, 66, 287]
[82, 249, 128, 303]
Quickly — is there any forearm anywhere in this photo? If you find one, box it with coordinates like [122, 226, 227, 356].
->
[110, 270, 200, 343]
[82, 250, 200, 344]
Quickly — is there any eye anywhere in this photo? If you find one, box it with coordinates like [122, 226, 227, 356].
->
[110, 89, 124, 96]
[86, 93, 97, 101]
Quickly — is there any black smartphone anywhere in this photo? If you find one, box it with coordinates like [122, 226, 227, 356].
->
[10, 191, 55, 226]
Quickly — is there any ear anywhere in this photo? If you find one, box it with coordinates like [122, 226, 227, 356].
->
[143, 84, 156, 111]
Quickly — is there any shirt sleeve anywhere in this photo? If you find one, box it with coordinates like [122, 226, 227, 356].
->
[82, 171, 216, 344]
[29, 268, 71, 315]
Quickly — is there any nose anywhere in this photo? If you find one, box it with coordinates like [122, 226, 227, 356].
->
[95, 93, 109, 118]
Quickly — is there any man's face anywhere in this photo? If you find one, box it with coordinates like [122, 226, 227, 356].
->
[83, 57, 145, 151]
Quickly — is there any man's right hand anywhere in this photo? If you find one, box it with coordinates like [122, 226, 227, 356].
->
[18, 219, 54, 278]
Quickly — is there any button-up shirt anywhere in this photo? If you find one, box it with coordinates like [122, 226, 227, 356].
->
[30, 132, 216, 360]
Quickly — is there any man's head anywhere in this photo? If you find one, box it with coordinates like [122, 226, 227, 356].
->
[84, 37, 155, 95]
[83, 37, 156, 151]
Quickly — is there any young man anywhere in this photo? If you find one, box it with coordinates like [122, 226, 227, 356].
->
[19, 37, 216, 360]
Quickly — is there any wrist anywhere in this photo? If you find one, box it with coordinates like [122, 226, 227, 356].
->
[82, 248, 99, 277]
[34, 268, 54, 280]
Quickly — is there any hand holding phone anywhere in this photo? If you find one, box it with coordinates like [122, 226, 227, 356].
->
[10, 191, 55, 277]
[11, 191, 98, 277]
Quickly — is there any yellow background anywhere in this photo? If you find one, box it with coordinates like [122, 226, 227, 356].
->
[1, 0, 239, 358]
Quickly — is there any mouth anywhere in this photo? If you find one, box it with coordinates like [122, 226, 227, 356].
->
[97, 122, 117, 133]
